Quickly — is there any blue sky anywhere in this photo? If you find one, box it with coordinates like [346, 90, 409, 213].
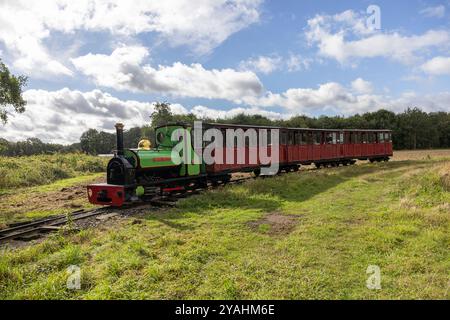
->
[0, 0, 449, 143]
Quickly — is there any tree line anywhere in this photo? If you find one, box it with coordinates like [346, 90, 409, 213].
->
[0, 61, 449, 155]
[1, 103, 450, 156]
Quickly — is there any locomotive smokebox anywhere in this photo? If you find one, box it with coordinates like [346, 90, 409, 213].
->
[115, 123, 124, 155]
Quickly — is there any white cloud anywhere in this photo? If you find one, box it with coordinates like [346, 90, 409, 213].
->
[420, 5, 446, 18]
[242, 80, 450, 115]
[286, 53, 312, 72]
[239, 55, 283, 74]
[0, 88, 164, 144]
[0, 0, 262, 76]
[421, 56, 450, 75]
[241, 82, 383, 114]
[239, 53, 312, 74]
[0, 88, 283, 143]
[191, 105, 283, 120]
[351, 78, 373, 94]
[72, 46, 264, 100]
[306, 10, 450, 64]
[3, 85, 450, 144]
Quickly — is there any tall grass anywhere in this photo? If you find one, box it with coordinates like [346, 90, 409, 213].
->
[440, 164, 450, 191]
[0, 153, 108, 189]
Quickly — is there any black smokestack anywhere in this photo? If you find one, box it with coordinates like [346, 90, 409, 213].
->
[115, 123, 124, 156]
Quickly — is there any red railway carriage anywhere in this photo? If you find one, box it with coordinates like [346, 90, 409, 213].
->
[203, 123, 392, 174]
[88, 122, 393, 207]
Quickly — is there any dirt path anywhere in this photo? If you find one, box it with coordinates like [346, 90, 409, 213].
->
[0, 174, 105, 227]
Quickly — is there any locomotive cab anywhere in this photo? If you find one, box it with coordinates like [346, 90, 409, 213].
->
[87, 122, 202, 206]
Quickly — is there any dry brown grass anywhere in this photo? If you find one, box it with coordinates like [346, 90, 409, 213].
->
[439, 163, 450, 191]
[392, 149, 450, 161]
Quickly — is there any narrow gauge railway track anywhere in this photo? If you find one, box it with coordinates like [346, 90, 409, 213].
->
[0, 209, 109, 243]
[0, 175, 258, 244]
[0, 163, 349, 244]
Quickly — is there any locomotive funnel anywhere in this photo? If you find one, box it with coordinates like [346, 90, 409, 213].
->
[115, 123, 124, 155]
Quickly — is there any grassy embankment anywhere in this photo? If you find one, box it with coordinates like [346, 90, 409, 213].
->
[0, 151, 449, 299]
[0, 154, 107, 225]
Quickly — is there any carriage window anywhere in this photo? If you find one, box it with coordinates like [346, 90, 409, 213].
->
[345, 133, 351, 144]
[362, 133, 367, 144]
[325, 132, 333, 144]
[281, 131, 288, 145]
[379, 133, 384, 143]
[300, 132, 307, 145]
[307, 132, 313, 144]
[325, 133, 331, 144]
[339, 132, 344, 144]
[288, 131, 295, 145]
[385, 133, 392, 142]
[313, 132, 322, 145]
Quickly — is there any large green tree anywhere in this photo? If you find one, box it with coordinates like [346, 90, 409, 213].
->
[0, 59, 27, 123]
[150, 102, 199, 129]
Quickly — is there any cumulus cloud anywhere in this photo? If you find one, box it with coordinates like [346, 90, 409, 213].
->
[2, 85, 450, 143]
[0, 88, 164, 144]
[242, 79, 450, 115]
[420, 5, 446, 18]
[286, 53, 312, 72]
[351, 78, 373, 94]
[0, 0, 262, 76]
[239, 53, 312, 74]
[242, 81, 383, 114]
[421, 56, 450, 75]
[239, 55, 283, 74]
[0, 88, 281, 143]
[191, 105, 283, 120]
[72, 46, 264, 100]
[305, 10, 450, 64]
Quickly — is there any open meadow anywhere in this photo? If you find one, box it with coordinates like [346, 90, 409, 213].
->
[0, 150, 449, 299]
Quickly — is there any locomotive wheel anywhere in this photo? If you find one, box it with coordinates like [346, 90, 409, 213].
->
[197, 179, 208, 189]
[293, 165, 299, 172]
[254, 168, 261, 177]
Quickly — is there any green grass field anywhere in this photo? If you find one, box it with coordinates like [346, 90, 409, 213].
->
[1, 156, 449, 299]
[0, 154, 107, 227]
[0, 154, 107, 190]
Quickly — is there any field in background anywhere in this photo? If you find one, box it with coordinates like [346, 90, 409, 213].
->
[0, 154, 107, 227]
[392, 149, 450, 161]
[0, 154, 107, 190]
[0, 150, 449, 299]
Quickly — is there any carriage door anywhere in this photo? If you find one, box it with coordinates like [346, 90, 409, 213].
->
[339, 132, 344, 158]
[281, 130, 288, 164]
